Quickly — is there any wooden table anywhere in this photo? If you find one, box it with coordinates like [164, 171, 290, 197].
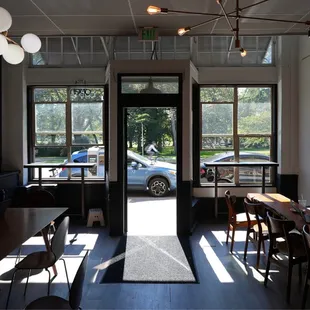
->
[203, 161, 279, 217]
[24, 163, 95, 218]
[0, 207, 68, 275]
[247, 193, 308, 231]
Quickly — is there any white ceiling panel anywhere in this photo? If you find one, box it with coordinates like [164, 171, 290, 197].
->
[0, 0, 309, 36]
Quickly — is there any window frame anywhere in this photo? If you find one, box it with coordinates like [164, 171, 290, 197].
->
[198, 84, 276, 186]
[28, 85, 105, 181]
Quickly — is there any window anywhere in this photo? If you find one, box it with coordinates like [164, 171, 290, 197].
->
[200, 86, 274, 185]
[31, 87, 104, 180]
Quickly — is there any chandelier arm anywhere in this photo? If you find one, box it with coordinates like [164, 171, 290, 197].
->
[217, 1, 237, 38]
[179, 0, 270, 33]
[239, 15, 310, 25]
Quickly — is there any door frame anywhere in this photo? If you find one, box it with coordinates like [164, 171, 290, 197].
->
[117, 73, 183, 233]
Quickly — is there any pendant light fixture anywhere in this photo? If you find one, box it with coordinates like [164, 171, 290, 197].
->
[147, 0, 310, 57]
[0, 7, 41, 65]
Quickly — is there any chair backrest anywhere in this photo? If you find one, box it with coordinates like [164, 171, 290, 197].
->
[69, 251, 89, 309]
[244, 198, 266, 233]
[26, 189, 55, 207]
[302, 225, 310, 260]
[225, 190, 237, 220]
[266, 213, 295, 252]
[51, 216, 69, 261]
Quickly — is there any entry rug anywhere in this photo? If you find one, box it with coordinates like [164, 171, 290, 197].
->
[100, 236, 198, 283]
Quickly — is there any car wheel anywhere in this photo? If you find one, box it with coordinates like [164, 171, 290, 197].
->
[148, 177, 169, 197]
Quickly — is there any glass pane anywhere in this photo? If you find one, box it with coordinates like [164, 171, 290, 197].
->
[34, 88, 67, 102]
[201, 136, 233, 150]
[61, 146, 105, 179]
[200, 151, 235, 185]
[34, 146, 67, 179]
[239, 137, 271, 183]
[72, 103, 103, 145]
[35, 104, 66, 145]
[70, 87, 104, 102]
[202, 104, 233, 135]
[238, 87, 271, 134]
[121, 76, 179, 94]
[200, 87, 234, 102]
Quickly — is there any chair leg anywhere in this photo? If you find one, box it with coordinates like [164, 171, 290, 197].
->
[256, 237, 262, 269]
[24, 269, 31, 297]
[244, 228, 250, 261]
[60, 258, 70, 291]
[6, 269, 18, 309]
[287, 261, 293, 304]
[264, 253, 271, 287]
[46, 268, 51, 296]
[15, 247, 22, 265]
[230, 225, 236, 253]
[226, 223, 230, 244]
[302, 278, 309, 309]
[262, 238, 266, 254]
[299, 263, 303, 284]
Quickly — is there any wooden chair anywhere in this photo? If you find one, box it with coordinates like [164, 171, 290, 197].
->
[225, 190, 258, 253]
[243, 197, 268, 268]
[264, 213, 307, 304]
[301, 225, 310, 309]
[25, 251, 89, 310]
[6, 217, 70, 309]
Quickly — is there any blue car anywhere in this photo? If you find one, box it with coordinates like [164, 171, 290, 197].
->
[59, 147, 176, 197]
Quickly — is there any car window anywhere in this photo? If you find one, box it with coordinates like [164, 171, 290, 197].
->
[241, 155, 269, 162]
[74, 155, 87, 163]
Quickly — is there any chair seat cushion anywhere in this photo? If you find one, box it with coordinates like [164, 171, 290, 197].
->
[16, 251, 55, 269]
[26, 295, 71, 309]
[236, 212, 257, 223]
[276, 233, 306, 257]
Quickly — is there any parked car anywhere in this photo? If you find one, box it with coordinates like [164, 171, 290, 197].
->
[58, 147, 176, 197]
[200, 152, 271, 183]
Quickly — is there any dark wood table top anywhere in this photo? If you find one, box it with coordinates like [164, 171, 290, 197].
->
[247, 193, 307, 231]
[0, 207, 68, 261]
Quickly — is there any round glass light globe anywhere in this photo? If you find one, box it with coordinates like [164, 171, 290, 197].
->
[21, 33, 41, 53]
[0, 34, 8, 55]
[3, 44, 25, 65]
[0, 7, 12, 32]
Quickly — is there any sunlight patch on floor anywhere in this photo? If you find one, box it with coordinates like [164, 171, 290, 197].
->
[199, 236, 234, 283]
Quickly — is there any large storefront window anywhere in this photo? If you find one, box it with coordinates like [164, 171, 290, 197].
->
[200, 86, 274, 185]
[31, 86, 104, 180]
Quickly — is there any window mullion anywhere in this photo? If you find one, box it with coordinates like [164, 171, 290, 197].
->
[66, 87, 72, 179]
[233, 86, 240, 184]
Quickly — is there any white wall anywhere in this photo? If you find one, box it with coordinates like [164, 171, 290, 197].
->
[299, 36, 310, 201]
[1, 61, 27, 184]
[277, 37, 299, 175]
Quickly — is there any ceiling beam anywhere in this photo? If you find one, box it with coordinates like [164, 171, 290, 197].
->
[100, 37, 110, 61]
[70, 37, 82, 65]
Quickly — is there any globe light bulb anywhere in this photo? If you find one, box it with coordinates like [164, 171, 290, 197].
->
[0, 7, 12, 32]
[3, 44, 25, 65]
[21, 33, 42, 53]
[0, 34, 8, 55]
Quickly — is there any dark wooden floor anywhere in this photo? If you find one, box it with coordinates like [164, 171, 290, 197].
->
[0, 221, 308, 309]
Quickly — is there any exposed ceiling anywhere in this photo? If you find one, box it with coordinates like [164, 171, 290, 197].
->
[1, 0, 310, 36]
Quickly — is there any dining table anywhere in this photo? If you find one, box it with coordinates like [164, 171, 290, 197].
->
[0, 207, 68, 275]
[247, 193, 308, 231]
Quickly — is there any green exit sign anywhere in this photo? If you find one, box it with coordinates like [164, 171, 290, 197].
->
[139, 28, 158, 41]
